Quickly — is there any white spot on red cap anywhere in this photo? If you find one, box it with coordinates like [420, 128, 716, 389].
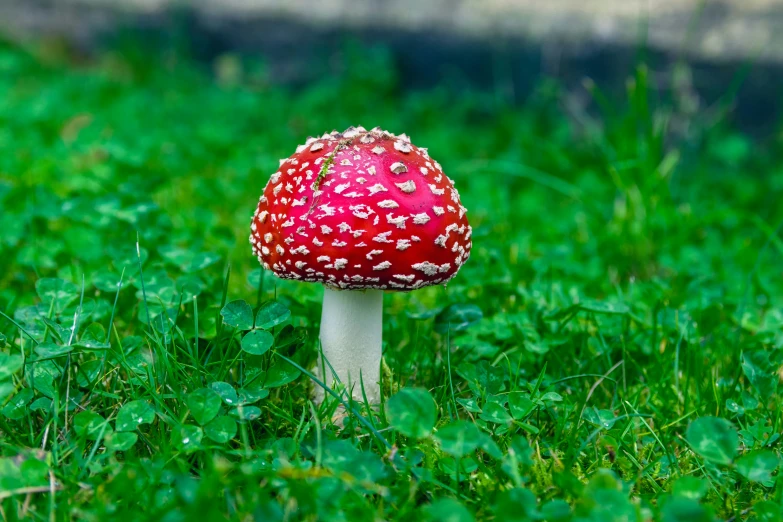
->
[317, 204, 336, 216]
[373, 261, 392, 270]
[373, 232, 394, 243]
[377, 200, 399, 209]
[394, 141, 412, 154]
[395, 180, 416, 193]
[386, 214, 409, 229]
[368, 184, 387, 195]
[350, 204, 374, 219]
[390, 162, 408, 174]
[412, 261, 439, 276]
[412, 213, 430, 224]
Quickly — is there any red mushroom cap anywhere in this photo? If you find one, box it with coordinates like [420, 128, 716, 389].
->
[249, 126, 472, 291]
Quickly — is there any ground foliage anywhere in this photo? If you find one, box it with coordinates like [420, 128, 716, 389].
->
[0, 38, 782, 521]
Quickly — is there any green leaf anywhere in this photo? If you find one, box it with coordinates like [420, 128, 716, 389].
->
[508, 392, 535, 419]
[29, 397, 52, 412]
[33, 343, 73, 360]
[422, 498, 474, 522]
[539, 499, 571, 521]
[434, 304, 483, 334]
[230, 406, 261, 422]
[478, 433, 503, 459]
[494, 487, 537, 522]
[752, 501, 783, 522]
[386, 388, 437, 439]
[479, 401, 512, 424]
[741, 351, 777, 400]
[105, 432, 138, 452]
[220, 300, 254, 330]
[186, 252, 220, 273]
[660, 497, 715, 522]
[501, 436, 535, 485]
[0, 382, 15, 401]
[582, 407, 617, 429]
[438, 456, 478, 481]
[73, 411, 112, 440]
[36, 278, 78, 313]
[75, 360, 104, 387]
[204, 416, 237, 443]
[92, 269, 125, 293]
[257, 365, 301, 388]
[725, 398, 745, 415]
[236, 386, 269, 405]
[255, 301, 291, 329]
[187, 388, 222, 426]
[436, 421, 482, 458]
[116, 401, 155, 431]
[17, 458, 49, 488]
[0, 353, 23, 380]
[241, 329, 274, 356]
[2, 388, 33, 420]
[672, 476, 709, 500]
[579, 299, 629, 315]
[174, 425, 203, 452]
[73, 323, 110, 350]
[457, 360, 504, 394]
[210, 382, 239, 406]
[686, 416, 738, 466]
[736, 450, 778, 484]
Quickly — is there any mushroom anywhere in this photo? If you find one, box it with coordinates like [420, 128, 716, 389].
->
[249, 126, 472, 403]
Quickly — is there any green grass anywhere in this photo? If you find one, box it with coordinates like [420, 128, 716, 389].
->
[0, 39, 782, 521]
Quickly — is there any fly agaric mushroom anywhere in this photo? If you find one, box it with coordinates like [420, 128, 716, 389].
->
[249, 126, 471, 403]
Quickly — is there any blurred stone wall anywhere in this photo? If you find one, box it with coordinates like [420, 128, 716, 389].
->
[2, 0, 783, 132]
[2, 0, 783, 62]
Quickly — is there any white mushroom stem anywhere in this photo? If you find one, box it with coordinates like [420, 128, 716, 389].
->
[316, 287, 383, 403]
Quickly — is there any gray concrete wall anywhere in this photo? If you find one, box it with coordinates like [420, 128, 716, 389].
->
[2, 0, 783, 63]
[1, 0, 782, 132]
